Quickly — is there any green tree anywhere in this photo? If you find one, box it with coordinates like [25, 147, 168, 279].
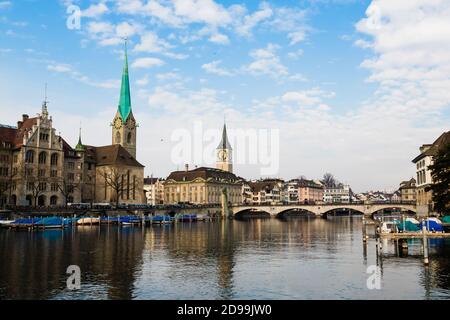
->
[428, 142, 450, 214]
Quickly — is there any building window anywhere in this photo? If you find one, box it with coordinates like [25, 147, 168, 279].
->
[51, 183, 59, 192]
[39, 182, 47, 191]
[51, 170, 58, 177]
[0, 167, 8, 177]
[0, 154, 9, 163]
[25, 150, 34, 163]
[38, 169, 46, 177]
[68, 173, 75, 181]
[116, 132, 121, 144]
[50, 195, 58, 205]
[38, 152, 47, 164]
[51, 153, 58, 166]
[68, 162, 75, 170]
[127, 132, 132, 144]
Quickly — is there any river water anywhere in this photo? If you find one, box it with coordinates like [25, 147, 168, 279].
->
[0, 217, 449, 300]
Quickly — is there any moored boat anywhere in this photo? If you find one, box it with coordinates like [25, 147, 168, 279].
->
[396, 217, 420, 232]
[119, 216, 141, 225]
[76, 217, 100, 225]
[0, 220, 14, 228]
[441, 216, 450, 232]
[380, 221, 398, 234]
[419, 218, 444, 232]
[9, 218, 42, 229]
[34, 217, 65, 229]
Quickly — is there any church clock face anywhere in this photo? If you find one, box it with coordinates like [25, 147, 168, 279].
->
[218, 150, 228, 161]
[113, 117, 122, 129]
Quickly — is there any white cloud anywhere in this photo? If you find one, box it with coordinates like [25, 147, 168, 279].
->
[131, 57, 165, 69]
[136, 75, 150, 86]
[356, 0, 450, 117]
[208, 33, 229, 45]
[82, 2, 109, 18]
[47, 62, 120, 89]
[0, 1, 11, 9]
[243, 44, 288, 79]
[287, 49, 304, 59]
[235, 2, 273, 37]
[134, 31, 172, 53]
[202, 60, 233, 76]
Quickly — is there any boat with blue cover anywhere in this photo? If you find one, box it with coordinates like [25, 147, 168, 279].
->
[419, 218, 444, 232]
[34, 217, 65, 229]
[100, 216, 120, 224]
[119, 215, 142, 225]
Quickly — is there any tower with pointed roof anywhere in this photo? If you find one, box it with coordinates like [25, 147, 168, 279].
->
[216, 123, 233, 173]
[111, 40, 137, 159]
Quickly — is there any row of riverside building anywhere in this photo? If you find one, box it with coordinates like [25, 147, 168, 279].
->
[0, 44, 448, 214]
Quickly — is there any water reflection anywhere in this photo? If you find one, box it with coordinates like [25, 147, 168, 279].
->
[0, 218, 449, 300]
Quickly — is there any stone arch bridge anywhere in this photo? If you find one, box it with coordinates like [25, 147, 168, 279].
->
[231, 203, 417, 218]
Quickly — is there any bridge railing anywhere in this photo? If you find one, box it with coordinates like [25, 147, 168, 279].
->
[233, 200, 416, 207]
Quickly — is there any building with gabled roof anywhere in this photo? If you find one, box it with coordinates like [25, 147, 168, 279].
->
[0, 43, 145, 207]
[412, 131, 450, 216]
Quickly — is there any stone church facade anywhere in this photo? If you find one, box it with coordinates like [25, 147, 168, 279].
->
[0, 45, 144, 207]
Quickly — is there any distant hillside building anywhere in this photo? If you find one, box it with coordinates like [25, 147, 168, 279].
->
[412, 131, 450, 216]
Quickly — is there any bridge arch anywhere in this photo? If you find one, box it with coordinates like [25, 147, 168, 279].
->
[369, 206, 417, 219]
[276, 208, 317, 219]
[322, 207, 364, 218]
[234, 208, 271, 219]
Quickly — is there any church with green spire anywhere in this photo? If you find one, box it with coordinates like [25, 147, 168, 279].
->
[111, 42, 137, 159]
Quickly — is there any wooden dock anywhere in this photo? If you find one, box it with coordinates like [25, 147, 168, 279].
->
[379, 232, 450, 239]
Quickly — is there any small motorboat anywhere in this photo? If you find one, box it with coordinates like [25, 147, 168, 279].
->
[0, 220, 14, 228]
[76, 217, 100, 225]
[380, 221, 398, 234]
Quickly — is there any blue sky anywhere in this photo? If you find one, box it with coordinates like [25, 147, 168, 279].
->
[1, 0, 449, 192]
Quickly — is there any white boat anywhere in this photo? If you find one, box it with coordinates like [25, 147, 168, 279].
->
[76, 217, 100, 225]
[0, 220, 14, 227]
[380, 221, 398, 234]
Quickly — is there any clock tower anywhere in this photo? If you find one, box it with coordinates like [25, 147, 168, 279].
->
[216, 123, 233, 173]
[112, 41, 137, 158]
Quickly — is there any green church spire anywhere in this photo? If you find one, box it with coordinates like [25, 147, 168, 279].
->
[118, 40, 132, 121]
[75, 126, 85, 152]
